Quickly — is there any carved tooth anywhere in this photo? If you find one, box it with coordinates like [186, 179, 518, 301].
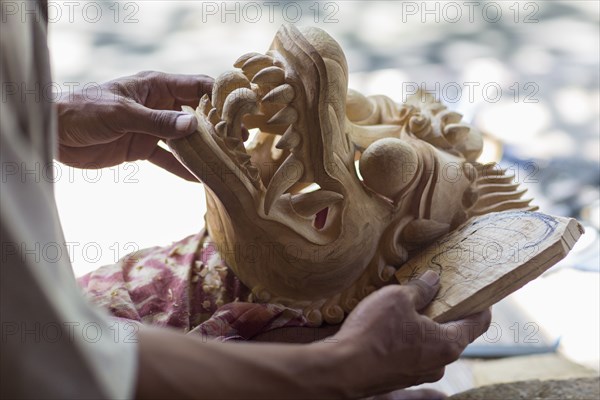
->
[224, 137, 242, 149]
[198, 95, 213, 115]
[264, 154, 304, 215]
[252, 66, 286, 86]
[181, 105, 195, 114]
[242, 54, 274, 80]
[215, 121, 227, 138]
[212, 71, 251, 117]
[262, 83, 295, 104]
[441, 111, 463, 125]
[222, 88, 259, 141]
[444, 123, 470, 145]
[276, 125, 301, 150]
[290, 191, 344, 218]
[235, 151, 252, 164]
[247, 165, 261, 182]
[267, 106, 298, 125]
[180, 105, 202, 124]
[207, 108, 220, 125]
[408, 115, 432, 138]
[271, 137, 284, 161]
[234, 52, 263, 68]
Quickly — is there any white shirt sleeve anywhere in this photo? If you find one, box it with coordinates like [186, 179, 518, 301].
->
[1, 6, 137, 399]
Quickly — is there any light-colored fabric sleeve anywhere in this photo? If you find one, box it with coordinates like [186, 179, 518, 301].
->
[1, 2, 137, 398]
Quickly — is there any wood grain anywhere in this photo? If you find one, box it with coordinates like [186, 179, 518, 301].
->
[395, 211, 584, 323]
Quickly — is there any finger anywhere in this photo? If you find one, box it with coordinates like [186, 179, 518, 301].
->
[403, 270, 440, 311]
[414, 368, 446, 386]
[372, 388, 446, 400]
[140, 71, 214, 108]
[148, 146, 199, 182]
[162, 73, 214, 102]
[251, 325, 340, 343]
[371, 388, 444, 400]
[439, 308, 492, 348]
[126, 104, 198, 138]
[57, 144, 121, 169]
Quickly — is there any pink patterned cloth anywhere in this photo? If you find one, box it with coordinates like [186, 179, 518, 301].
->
[78, 231, 310, 341]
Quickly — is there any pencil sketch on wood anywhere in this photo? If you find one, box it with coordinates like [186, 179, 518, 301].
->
[395, 211, 584, 322]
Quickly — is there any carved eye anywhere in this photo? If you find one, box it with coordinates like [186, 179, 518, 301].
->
[359, 138, 419, 200]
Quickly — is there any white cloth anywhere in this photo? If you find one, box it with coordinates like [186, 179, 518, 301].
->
[1, 1, 137, 398]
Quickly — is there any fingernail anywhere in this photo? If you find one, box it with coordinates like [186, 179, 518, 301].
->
[175, 114, 197, 133]
[419, 270, 440, 287]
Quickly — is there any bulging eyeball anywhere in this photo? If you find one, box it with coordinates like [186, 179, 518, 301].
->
[359, 138, 419, 200]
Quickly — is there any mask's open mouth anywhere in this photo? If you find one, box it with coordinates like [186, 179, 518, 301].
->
[169, 25, 354, 244]
[166, 24, 537, 325]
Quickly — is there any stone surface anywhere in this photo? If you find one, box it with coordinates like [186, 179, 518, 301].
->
[448, 377, 600, 400]
[472, 353, 599, 387]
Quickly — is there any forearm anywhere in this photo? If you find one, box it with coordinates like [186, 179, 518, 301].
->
[135, 326, 352, 399]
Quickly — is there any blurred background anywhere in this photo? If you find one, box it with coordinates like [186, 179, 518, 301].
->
[48, 0, 599, 393]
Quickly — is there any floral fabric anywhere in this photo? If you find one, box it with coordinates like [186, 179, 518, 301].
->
[78, 231, 310, 341]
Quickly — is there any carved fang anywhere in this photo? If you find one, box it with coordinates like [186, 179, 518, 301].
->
[215, 121, 227, 138]
[444, 124, 470, 145]
[290, 191, 344, 218]
[181, 105, 195, 115]
[234, 52, 263, 68]
[224, 137, 242, 149]
[212, 71, 251, 116]
[235, 151, 252, 164]
[441, 111, 463, 125]
[222, 88, 259, 140]
[252, 66, 286, 86]
[247, 165, 261, 182]
[262, 84, 296, 104]
[267, 106, 298, 125]
[264, 154, 304, 215]
[199, 94, 213, 115]
[207, 108, 220, 125]
[276, 125, 301, 150]
[242, 55, 274, 80]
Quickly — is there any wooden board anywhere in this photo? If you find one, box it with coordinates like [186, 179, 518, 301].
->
[395, 211, 584, 323]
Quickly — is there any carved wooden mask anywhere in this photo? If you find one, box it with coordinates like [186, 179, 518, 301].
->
[168, 25, 536, 325]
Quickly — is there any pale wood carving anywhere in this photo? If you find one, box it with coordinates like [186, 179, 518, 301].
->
[395, 211, 584, 323]
[167, 25, 574, 326]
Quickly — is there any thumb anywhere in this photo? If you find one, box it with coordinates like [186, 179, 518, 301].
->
[127, 104, 198, 139]
[403, 270, 440, 311]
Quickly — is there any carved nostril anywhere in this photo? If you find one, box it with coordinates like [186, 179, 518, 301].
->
[314, 207, 329, 230]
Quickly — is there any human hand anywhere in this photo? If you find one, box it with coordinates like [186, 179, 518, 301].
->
[331, 271, 491, 397]
[56, 71, 213, 181]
